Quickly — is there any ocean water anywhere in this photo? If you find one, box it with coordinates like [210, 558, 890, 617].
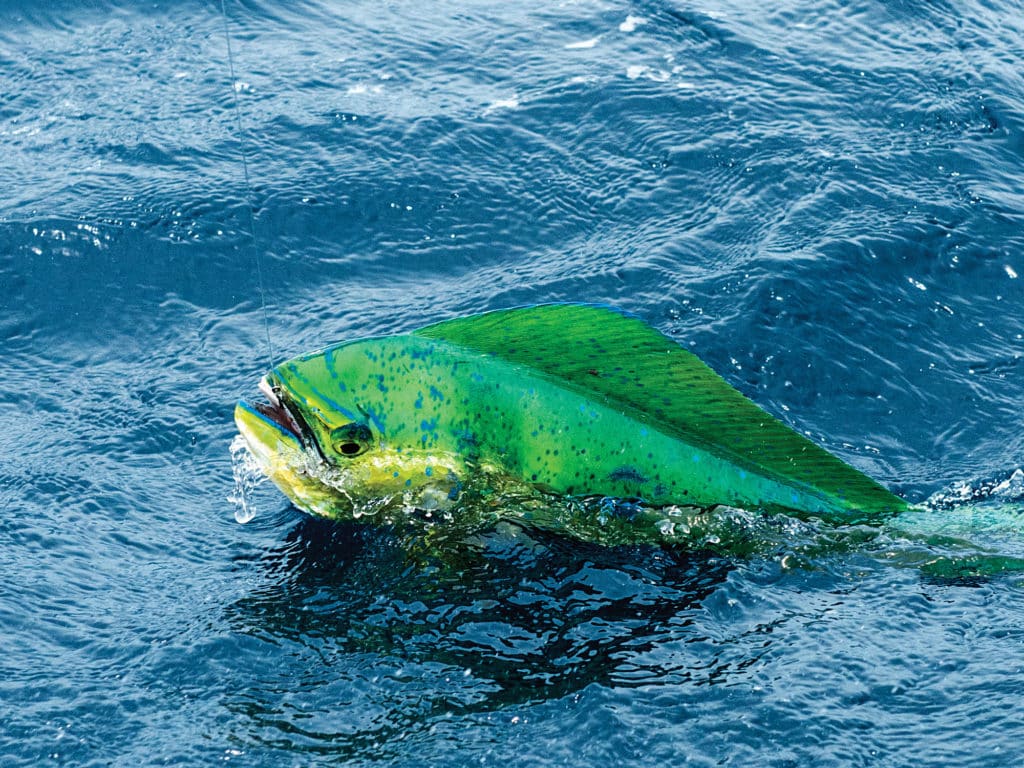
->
[3, 0, 1024, 765]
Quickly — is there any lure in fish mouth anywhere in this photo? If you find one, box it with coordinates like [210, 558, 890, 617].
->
[234, 304, 909, 537]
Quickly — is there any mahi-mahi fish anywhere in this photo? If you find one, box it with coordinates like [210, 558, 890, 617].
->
[234, 304, 911, 543]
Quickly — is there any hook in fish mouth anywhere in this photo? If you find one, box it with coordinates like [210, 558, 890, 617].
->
[250, 375, 305, 441]
[243, 374, 344, 468]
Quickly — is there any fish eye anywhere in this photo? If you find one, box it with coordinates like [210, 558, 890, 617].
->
[329, 423, 373, 458]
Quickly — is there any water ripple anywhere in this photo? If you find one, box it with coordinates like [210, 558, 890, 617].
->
[5, 0, 1024, 765]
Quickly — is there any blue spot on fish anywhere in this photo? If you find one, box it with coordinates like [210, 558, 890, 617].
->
[305, 385, 359, 424]
[425, 466, 433, 477]
[609, 466, 648, 484]
[429, 385, 444, 402]
[362, 406, 386, 434]
[323, 351, 347, 388]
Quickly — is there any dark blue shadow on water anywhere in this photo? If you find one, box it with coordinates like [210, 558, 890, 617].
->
[224, 515, 733, 751]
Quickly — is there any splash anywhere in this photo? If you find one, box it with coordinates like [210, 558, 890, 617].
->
[867, 468, 1024, 579]
[228, 434, 267, 524]
[227, 426, 1024, 577]
[924, 467, 1024, 511]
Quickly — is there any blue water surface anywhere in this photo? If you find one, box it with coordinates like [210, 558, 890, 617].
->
[3, 0, 1024, 765]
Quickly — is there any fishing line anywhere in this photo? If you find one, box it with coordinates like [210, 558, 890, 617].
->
[219, 0, 276, 371]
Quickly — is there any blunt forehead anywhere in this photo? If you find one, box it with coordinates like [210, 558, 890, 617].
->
[275, 335, 456, 430]
[274, 341, 372, 424]
[286, 334, 442, 382]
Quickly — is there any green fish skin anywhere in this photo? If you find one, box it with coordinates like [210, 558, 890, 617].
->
[234, 304, 908, 534]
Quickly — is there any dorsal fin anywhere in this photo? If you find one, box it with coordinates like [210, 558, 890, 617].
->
[415, 303, 905, 518]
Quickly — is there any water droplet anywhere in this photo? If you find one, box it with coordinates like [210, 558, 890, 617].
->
[228, 435, 266, 524]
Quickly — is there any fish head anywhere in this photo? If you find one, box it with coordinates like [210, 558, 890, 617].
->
[234, 339, 469, 521]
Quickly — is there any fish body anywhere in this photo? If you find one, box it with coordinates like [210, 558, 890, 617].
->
[235, 305, 908, 535]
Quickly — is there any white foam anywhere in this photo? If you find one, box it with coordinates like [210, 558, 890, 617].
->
[626, 65, 671, 82]
[565, 36, 601, 50]
[483, 95, 520, 114]
[619, 15, 647, 32]
[346, 83, 384, 96]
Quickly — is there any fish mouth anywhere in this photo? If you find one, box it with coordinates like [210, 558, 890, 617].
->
[236, 373, 310, 450]
[252, 375, 305, 440]
[239, 373, 336, 465]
